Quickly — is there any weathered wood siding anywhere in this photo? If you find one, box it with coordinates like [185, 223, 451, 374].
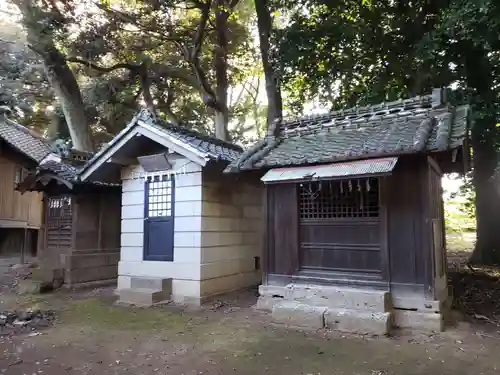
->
[265, 180, 387, 285]
[265, 183, 299, 276]
[386, 155, 436, 297]
[199, 172, 262, 298]
[0, 156, 42, 228]
[73, 192, 121, 252]
[427, 157, 448, 300]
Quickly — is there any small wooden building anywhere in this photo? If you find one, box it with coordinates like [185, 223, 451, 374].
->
[19, 153, 122, 287]
[226, 90, 470, 334]
[79, 109, 262, 305]
[0, 117, 51, 261]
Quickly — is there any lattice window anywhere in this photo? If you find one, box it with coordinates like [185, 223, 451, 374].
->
[14, 165, 28, 184]
[299, 178, 379, 219]
[47, 196, 72, 218]
[146, 175, 173, 217]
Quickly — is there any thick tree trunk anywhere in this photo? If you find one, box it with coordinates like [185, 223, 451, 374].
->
[214, 110, 227, 140]
[469, 122, 500, 264]
[139, 62, 156, 116]
[14, 0, 93, 152]
[464, 47, 500, 265]
[43, 47, 94, 152]
[213, 0, 230, 141]
[254, 0, 282, 132]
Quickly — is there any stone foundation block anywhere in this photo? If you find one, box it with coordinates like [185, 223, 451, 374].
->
[271, 301, 326, 329]
[325, 309, 392, 335]
[131, 277, 172, 293]
[392, 296, 443, 312]
[118, 288, 170, 307]
[393, 310, 444, 332]
[288, 285, 391, 312]
[255, 296, 282, 311]
[258, 284, 287, 298]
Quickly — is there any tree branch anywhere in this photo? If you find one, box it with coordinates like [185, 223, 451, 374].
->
[191, 0, 212, 60]
[66, 57, 140, 74]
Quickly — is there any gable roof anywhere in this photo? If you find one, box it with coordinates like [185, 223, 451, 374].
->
[139, 111, 243, 162]
[0, 117, 52, 163]
[226, 93, 470, 172]
[80, 109, 242, 181]
[18, 159, 119, 193]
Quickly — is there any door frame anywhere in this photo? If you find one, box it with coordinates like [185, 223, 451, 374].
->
[143, 174, 175, 261]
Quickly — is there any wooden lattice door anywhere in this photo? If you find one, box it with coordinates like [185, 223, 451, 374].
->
[46, 196, 73, 249]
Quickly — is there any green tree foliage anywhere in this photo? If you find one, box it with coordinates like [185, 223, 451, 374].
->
[0, 19, 54, 133]
[3, 0, 266, 147]
[274, 0, 500, 264]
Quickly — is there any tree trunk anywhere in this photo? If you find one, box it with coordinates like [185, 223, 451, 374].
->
[469, 121, 500, 264]
[254, 0, 282, 132]
[14, 0, 94, 152]
[42, 47, 94, 152]
[464, 47, 500, 265]
[139, 62, 156, 116]
[213, 0, 230, 141]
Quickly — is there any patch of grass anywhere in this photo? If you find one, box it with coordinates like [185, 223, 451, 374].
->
[447, 233, 475, 252]
[445, 199, 476, 234]
[60, 298, 194, 331]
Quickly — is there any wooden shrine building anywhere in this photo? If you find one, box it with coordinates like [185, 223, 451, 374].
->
[226, 89, 470, 334]
[19, 153, 121, 287]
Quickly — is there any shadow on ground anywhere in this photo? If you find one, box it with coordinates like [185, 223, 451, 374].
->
[1, 289, 500, 375]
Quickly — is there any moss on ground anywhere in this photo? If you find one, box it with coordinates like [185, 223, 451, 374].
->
[60, 298, 196, 331]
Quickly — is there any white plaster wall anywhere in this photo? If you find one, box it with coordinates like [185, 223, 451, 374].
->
[199, 175, 263, 298]
[117, 153, 204, 302]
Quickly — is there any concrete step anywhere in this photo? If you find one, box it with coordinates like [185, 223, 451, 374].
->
[260, 284, 392, 312]
[130, 277, 172, 292]
[118, 288, 170, 306]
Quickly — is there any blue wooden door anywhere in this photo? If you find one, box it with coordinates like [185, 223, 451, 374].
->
[144, 175, 174, 261]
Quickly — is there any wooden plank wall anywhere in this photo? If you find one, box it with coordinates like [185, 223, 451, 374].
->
[74, 191, 121, 252]
[265, 184, 299, 276]
[99, 191, 121, 250]
[386, 155, 431, 294]
[0, 156, 43, 228]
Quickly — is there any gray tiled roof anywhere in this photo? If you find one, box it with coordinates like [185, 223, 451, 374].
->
[39, 160, 79, 182]
[0, 117, 52, 163]
[227, 94, 469, 172]
[137, 110, 242, 162]
[39, 160, 118, 187]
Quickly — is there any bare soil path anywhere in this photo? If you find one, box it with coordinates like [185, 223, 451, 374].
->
[1, 288, 500, 375]
[3, 240, 500, 375]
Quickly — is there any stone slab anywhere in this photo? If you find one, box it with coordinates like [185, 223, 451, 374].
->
[392, 295, 444, 312]
[271, 301, 326, 329]
[131, 277, 172, 293]
[261, 284, 391, 312]
[325, 308, 392, 335]
[255, 296, 282, 311]
[393, 310, 444, 332]
[259, 284, 287, 298]
[119, 288, 170, 307]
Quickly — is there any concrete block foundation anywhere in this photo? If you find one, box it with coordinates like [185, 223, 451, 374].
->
[325, 309, 393, 335]
[393, 310, 444, 332]
[257, 283, 448, 335]
[272, 301, 326, 329]
[259, 284, 393, 335]
[118, 277, 172, 307]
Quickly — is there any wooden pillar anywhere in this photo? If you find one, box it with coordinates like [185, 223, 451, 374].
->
[97, 194, 104, 250]
[21, 226, 27, 264]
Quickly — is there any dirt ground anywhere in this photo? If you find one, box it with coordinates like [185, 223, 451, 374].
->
[3, 246, 500, 375]
[1, 288, 500, 375]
